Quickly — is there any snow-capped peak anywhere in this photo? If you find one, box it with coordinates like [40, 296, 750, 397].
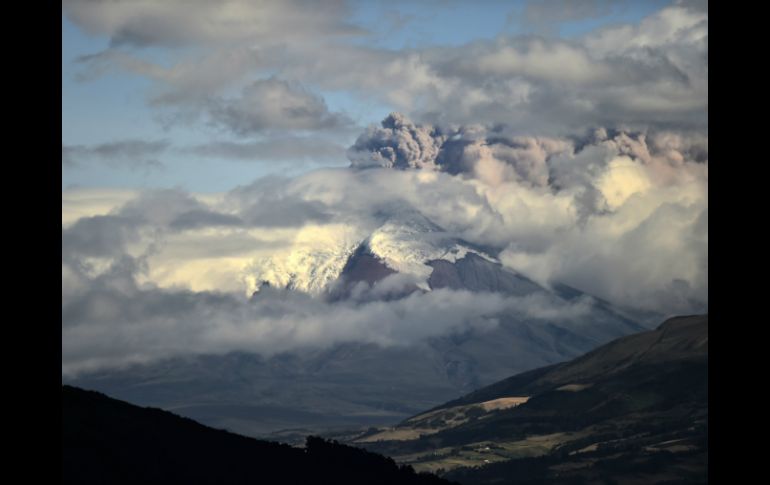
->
[365, 211, 494, 290]
[248, 210, 496, 295]
[246, 223, 365, 295]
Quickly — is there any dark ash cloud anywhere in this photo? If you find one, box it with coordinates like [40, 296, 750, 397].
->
[347, 112, 446, 169]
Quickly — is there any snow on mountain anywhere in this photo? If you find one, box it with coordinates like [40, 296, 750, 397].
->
[248, 210, 496, 295]
[366, 211, 494, 290]
[247, 223, 366, 295]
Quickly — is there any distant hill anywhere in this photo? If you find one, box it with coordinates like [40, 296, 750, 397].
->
[62, 385, 454, 484]
[349, 315, 708, 485]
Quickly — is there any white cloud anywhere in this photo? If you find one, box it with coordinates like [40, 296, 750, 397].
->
[62, 188, 141, 226]
[207, 78, 352, 135]
[63, 0, 363, 48]
[62, 267, 594, 376]
[67, 3, 707, 134]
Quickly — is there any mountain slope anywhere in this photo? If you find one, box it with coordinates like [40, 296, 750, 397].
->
[352, 315, 708, 485]
[438, 314, 706, 409]
[62, 385, 453, 485]
[251, 209, 496, 296]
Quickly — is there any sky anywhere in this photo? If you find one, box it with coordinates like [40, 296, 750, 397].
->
[62, 0, 679, 191]
[62, 0, 707, 375]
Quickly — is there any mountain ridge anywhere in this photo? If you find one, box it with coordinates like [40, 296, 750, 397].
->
[349, 314, 708, 484]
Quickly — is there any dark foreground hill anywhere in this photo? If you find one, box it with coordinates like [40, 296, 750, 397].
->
[350, 315, 708, 485]
[62, 385, 454, 485]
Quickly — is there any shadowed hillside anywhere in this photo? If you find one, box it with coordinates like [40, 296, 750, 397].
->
[349, 315, 708, 485]
[62, 385, 454, 484]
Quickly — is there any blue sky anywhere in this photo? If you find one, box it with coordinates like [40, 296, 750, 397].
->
[62, 0, 683, 192]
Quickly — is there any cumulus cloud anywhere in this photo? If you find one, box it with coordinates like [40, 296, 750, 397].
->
[262, 5, 706, 132]
[62, 185, 336, 295]
[420, 9, 706, 130]
[62, 139, 168, 170]
[223, 176, 335, 228]
[66, 3, 707, 134]
[74, 49, 354, 136]
[65, 0, 364, 127]
[62, 189, 141, 226]
[62, 189, 244, 263]
[207, 78, 352, 135]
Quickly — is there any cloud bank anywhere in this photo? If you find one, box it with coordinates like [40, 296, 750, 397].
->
[63, 258, 594, 376]
[63, 112, 707, 375]
[207, 78, 353, 135]
[66, 1, 707, 136]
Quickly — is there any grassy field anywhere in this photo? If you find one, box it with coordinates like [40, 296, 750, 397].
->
[353, 396, 530, 444]
[399, 432, 581, 473]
